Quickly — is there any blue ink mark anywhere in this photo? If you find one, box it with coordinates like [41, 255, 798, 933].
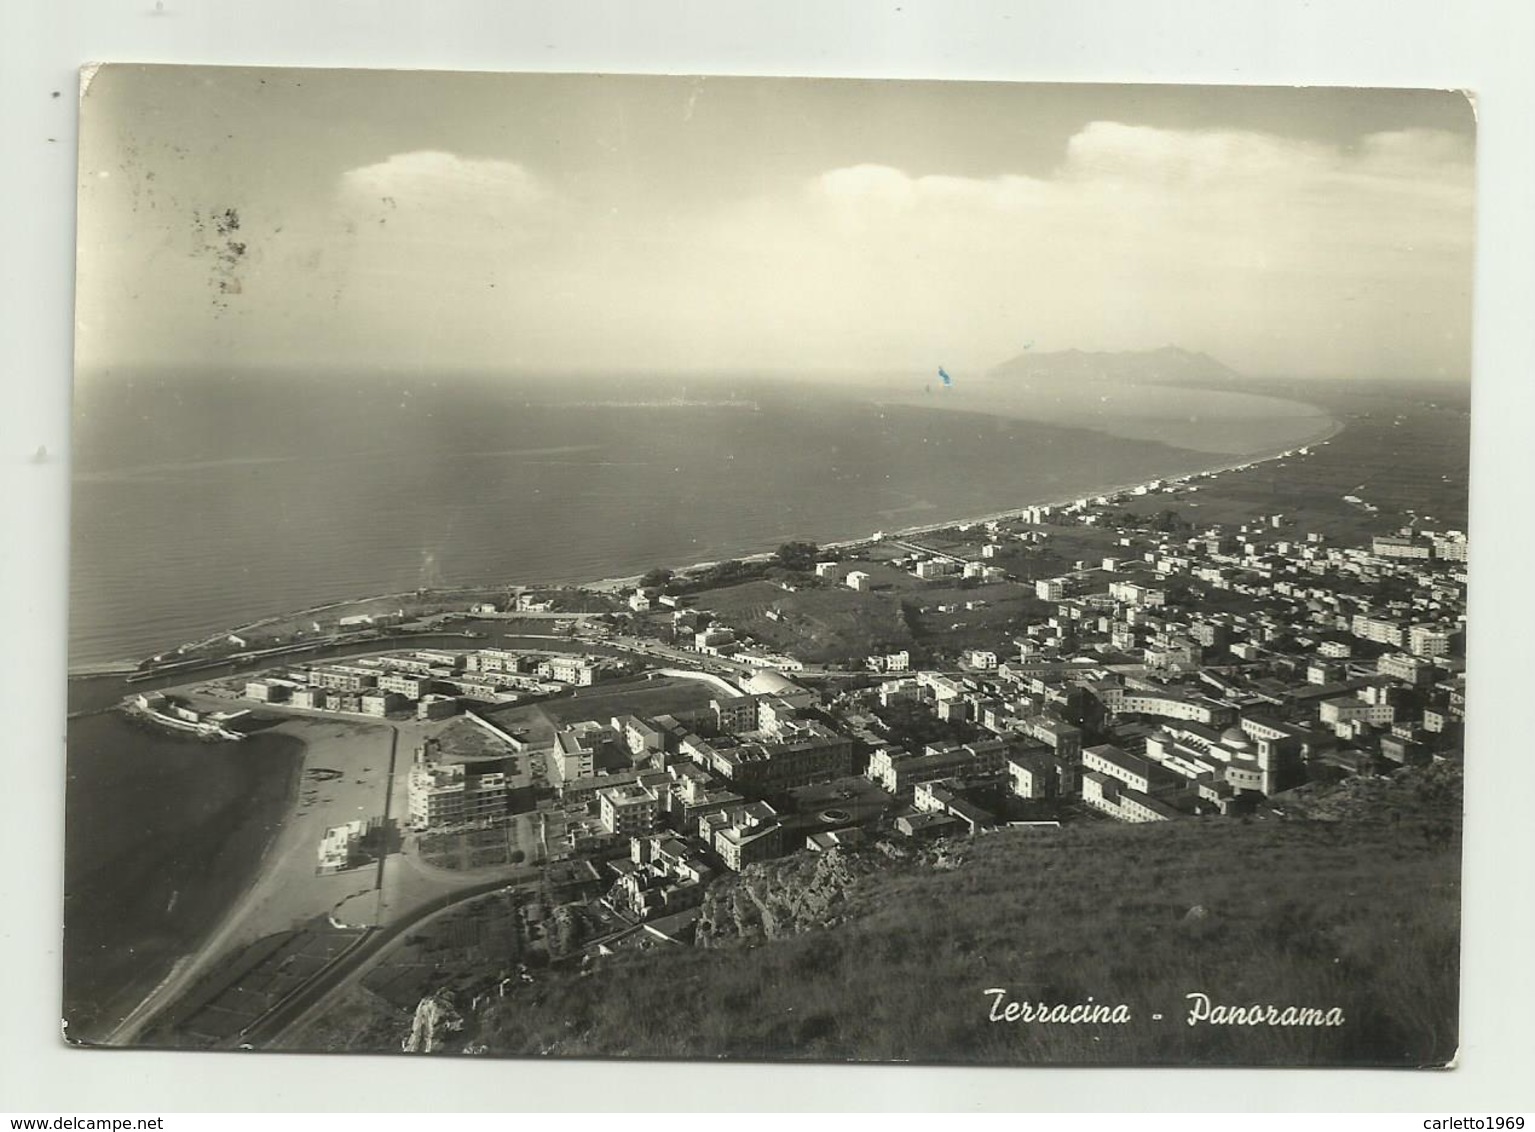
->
[938, 366, 953, 387]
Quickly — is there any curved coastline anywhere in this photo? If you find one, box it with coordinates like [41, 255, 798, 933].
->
[69, 400, 1343, 677]
[63, 719, 308, 1046]
[65, 393, 1341, 1044]
[90, 736, 307, 1048]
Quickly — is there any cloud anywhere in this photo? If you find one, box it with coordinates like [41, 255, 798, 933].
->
[657, 121, 1475, 375]
[339, 150, 548, 218]
[138, 127, 1468, 378]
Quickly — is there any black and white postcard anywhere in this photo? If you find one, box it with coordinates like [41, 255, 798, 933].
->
[66, 66, 1473, 1068]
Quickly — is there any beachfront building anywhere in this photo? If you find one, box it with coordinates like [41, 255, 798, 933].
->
[317, 820, 369, 873]
[407, 759, 508, 830]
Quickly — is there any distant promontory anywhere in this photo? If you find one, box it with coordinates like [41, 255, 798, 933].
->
[988, 345, 1242, 386]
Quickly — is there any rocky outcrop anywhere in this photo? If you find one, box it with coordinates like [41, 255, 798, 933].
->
[401, 992, 464, 1053]
[695, 846, 896, 948]
[1274, 762, 1463, 824]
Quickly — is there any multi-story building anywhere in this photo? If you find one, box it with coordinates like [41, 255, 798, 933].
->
[912, 779, 997, 834]
[1035, 577, 1070, 602]
[612, 714, 668, 758]
[1020, 715, 1083, 766]
[710, 694, 761, 735]
[549, 722, 618, 787]
[407, 760, 508, 830]
[1110, 581, 1167, 607]
[292, 687, 329, 710]
[660, 762, 744, 830]
[1378, 652, 1435, 685]
[1372, 535, 1433, 560]
[1430, 534, 1469, 563]
[705, 723, 855, 793]
[1081, 770, 1179, 823]
[1319, 697, 1397, 728]
[1082, 743, 1179, 797]
[1089, 682, 1236, 727]
[700, 802, 784, 871]
[1006, 747, 1058, 801]
[416, 694, 459, 721]
[599, 783, 660, 836]
[1352, 614, 1406, 647]
[541, 655, 605, 686]
[376, 671, 431, 698]
[307, 665, 379, 692]
[1408, 624, 1456, 658]
[870, 739, 1011, 797]
[361, 690, 403, 717]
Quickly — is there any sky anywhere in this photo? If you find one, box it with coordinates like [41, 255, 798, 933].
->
[74, 67, 1476, 381]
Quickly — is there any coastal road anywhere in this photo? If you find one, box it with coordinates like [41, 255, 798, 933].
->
[245, 868, 543, 1050]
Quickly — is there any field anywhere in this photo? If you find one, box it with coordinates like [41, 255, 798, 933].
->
[418, 819, 540, 871]
[899, 580, 1053, 658]
[688, 579, 915, 664]
[431, 714, 521, 762]
[474, 674, 727, 776]
[537, 674, 724, 726]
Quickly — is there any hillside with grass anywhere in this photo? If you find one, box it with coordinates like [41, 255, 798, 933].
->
[300, 763, 1460, 1066]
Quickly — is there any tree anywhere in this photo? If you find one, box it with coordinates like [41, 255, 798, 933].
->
[775, 541, 821, 572]
[639, 567, 674, 590]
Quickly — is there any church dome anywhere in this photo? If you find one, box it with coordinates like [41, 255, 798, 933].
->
[1220, 725, 1252, 751]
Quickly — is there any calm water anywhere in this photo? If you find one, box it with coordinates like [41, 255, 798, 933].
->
[63, 713, 304, 1042]
[69, 369, 1334, 667]
[64, 367, 1335, 1041]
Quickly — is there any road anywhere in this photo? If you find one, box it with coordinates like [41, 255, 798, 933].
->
[238, 868, 543, 1050]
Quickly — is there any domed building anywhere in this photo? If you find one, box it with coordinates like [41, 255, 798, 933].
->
[1219, 725, 1254, 754]
[743, 669, 802, 697]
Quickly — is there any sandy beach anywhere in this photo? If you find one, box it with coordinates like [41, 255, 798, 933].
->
[103, 712, 396, 1045]
[100, 701, 544, 1047]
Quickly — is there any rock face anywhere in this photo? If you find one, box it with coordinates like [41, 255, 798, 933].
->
[695, 847, 888, 948]
[401, 992, 464, 1054]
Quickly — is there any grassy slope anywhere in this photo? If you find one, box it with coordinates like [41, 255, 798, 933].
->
[463, 766, 1459, 1067]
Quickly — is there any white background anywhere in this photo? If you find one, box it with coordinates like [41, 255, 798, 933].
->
[2, 0, 1532, 1113]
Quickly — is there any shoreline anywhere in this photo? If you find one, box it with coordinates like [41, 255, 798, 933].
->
[91, 730, 309, 1047]
[68, 408, 1343, 677]
[93, 713, 408, 1048]
[76, 405, 1342, 1047]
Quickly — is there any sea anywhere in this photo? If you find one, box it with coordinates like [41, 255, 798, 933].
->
[63, 367, 1336, 1041]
